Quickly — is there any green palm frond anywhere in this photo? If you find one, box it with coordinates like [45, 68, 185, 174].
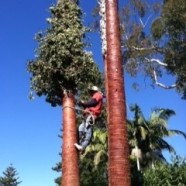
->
[168, 129, 186, 139]
[150, 117, 167, 126]
[144, 150, 167, 163]
[150, 123, 169, 137]
[128, 104, 186, 170]
[93, 129, 107, 144]
[139, 126, 148, 140]
[155, 138, 175, 153]
[129, 139, 136, 147]
[159, 109, 175, 120]
[94, 150, 107, 166]
[153, 108, 175, 120]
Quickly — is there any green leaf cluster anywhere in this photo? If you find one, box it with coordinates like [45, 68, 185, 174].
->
[27, 0, 101, 106]
[151, 0, 186, 98]
[120, 0, 186, 99]
[127, 104, 186, 170]
[143, 156, 186, 186]
[52, 104, 186, 185]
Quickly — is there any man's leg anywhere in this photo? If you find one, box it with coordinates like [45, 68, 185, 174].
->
[74, 125, 93, 151]
[80, 126, 93, 150]
[74, 121, 86, 150]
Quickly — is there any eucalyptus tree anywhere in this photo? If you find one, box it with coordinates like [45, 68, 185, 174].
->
[105, 0, 131, 185]
[151, 0, 186, 98]
[27, 0, 101, 185]
[120, 0, 186, 99]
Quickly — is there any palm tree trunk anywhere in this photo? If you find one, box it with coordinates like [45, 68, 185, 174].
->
[99, 0, 109, 128]
[135, 146, 141, 171]
[61, 91, 79, 186]
[106, 0, 131, 185]
[131, 145, 142, 171]
[58, 0, 79, 184]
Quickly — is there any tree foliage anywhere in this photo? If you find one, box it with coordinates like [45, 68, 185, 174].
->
[53, 103, 186, 185]
[143, 156, 186, 186]
[27, 0, 101, 106]
[120, 0, 186, 99]
[0, 165, 21, 186]
[151, 0, 186, 98]
[78, 105, 186, 185]
[128, 104, 186, 169]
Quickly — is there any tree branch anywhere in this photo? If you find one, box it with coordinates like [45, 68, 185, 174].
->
[139, 14, 153, 28]
[153, 70, 176, 89]
[131, 46, 156, 51]
[99, 0, 107, 55]
[145, 57, 168, 67]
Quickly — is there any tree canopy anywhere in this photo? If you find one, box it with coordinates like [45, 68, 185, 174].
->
[128, 104, 186, 169]
[120, 0, 186, 99]
[27, 0, 101, 106]
[0, 165, 21, 186]
[151, 0, 186, 98]
[143, 155, 186, 186]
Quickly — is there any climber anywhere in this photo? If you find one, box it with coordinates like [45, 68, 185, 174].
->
[74, 85, 103, 151]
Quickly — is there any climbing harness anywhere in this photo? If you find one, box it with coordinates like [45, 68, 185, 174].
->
[62, 106, 95, 127]
[62, 106, 95, 145]
[85, 113, 95, 126]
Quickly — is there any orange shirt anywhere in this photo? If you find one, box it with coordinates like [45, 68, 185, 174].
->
[85, 91, 103, 117]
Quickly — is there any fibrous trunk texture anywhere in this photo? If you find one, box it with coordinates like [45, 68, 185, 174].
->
[105, 0, 131, 185]
[99, 0, 109, 129]
[61, 93, 79, 186]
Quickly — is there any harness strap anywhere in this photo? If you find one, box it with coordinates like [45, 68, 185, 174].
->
[62, 106, 95, 129]
[85, 114, 95, 126]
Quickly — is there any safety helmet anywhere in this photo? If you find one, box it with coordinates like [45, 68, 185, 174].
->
[88, 85, 99, 91]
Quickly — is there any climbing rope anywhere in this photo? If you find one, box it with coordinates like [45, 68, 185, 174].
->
[62, 106, 95, 126]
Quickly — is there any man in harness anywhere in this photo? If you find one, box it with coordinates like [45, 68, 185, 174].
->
[74, 85, 103, 151]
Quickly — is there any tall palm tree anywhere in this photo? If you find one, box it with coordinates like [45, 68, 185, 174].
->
[27, 0, 101, 185]
[144, 108, 186, 168]
[99, 0, 108, 128]
[128, 104, 186, 169]
[105, 0, 131, 185]
[127, 104, 148, 171]
[62, 92, 79, 186]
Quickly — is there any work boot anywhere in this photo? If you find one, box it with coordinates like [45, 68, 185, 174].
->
[74, 143, 83, 151]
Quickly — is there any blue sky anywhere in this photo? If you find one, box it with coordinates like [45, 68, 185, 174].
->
[0, 0, 185, 186]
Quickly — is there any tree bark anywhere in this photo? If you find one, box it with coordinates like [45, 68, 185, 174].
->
[99, 0, 109, 128]
[61, 92, 79, 186]
[106, 0, 131, 185]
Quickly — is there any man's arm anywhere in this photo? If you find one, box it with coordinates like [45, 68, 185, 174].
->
[79, 99, 98, 108]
